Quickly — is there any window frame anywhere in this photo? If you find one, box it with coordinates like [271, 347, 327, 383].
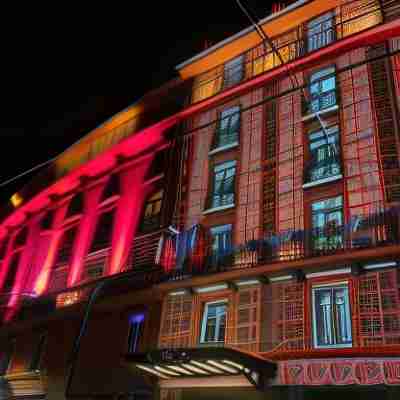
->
[307, 66, 337, 114]
[208, 160, 237, 210]
[139, 189, 164, 233]
[211, 106, 241, 154]
[311, 195, 344, 252]
[200, 299, 228, 344]
[305, 125, 341, 184]
[127, 313, 145, 353]
[312, 282, 353, 349]
[307, 11, 336, 52]
[223, 55, 244, 89]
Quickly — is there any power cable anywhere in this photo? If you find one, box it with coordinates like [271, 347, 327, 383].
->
[235, 0, 335, 153]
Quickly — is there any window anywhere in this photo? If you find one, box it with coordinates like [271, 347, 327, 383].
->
[3, 253, 21, 291]
[41, 210, 54, 230]
[210, 225, 233, 267]
[200, 301, 227, 344]
[56, 227, 77, 264]
[308, 67, 337, 113]
[306, 126, 341, 183]
[223, 56, 244, 88]
[312, 284, 352, 348]
[14, 227, 28, 248]
[209, 161, 236, 209]
[101, 174, 120, 201]
[127, 313, 145, 353]
[29, 334, 46, 371]
[66, 192, 84, 218]
[0, 238, 8, 260]
[90, 210, 114, 253]
[0, 340, 15, 375]
[140, 190, 163, 232]
[307, 12, 335, 52]
[311, 196, 343, 251]
[212, 107, 240, 150]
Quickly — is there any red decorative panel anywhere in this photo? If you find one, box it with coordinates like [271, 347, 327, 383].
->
[357, 269, 400, 346]
[263, 83, 278, 234]
[390, 37, 400, 118]
[159, 294, 194, 349]
[277, 76, 304, 237]
[279, 358, 400, 386]
[185, 111, 216, 228]
[233, 286, 261, 352]
[338, 49, 384, 220]
[265, 281, 305, 352]
[367, 43, 400, 203]
[235, 89, 263, 245]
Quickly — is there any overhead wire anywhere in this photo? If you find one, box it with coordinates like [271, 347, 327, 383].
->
[235, 0, 335, 153]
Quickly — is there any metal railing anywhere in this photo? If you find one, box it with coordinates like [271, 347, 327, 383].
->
[190, 0, 383, 104]
[160, 204, 400, 281]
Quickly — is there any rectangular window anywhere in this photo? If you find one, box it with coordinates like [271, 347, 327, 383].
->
[56, 227, 77, 264]
[200, 301, 227, 344]
[3, 253, 21, 291]
[90, 210, 114, 253]
[311, 196, 343, 251]
[213, 107, 240, 150]
[223, 56, 244, 88]
[29, 334, 46, 371]
[140, 190, 163, 232]
[312, 284, 352, 348]
[209, 161, 236, 209]
[307, 12, 335, 52]
[127, 314, 145, 353]
[306, 126, 341, 183]
[308, 67, 337, 113]
[210, 224, 233, 267]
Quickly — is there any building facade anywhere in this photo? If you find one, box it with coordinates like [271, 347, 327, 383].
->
[1, 1, 400, 399]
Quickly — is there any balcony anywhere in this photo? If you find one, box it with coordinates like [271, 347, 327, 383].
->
[190, 0, 383, 104]
[159, 204, 400, 281]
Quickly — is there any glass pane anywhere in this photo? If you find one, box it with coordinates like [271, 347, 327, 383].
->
[314, 288, 334, 346]
[334, 287, 352, 344]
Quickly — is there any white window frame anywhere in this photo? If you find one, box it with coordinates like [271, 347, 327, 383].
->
[223, 55, 244, 88]
[200, 299, 228, 344]
[312, 282, 353, 349]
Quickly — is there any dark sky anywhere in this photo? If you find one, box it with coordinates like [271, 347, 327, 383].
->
[0, 1, 281, 202]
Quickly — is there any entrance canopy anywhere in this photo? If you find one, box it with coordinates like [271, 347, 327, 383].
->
[124, 347, 277, 391]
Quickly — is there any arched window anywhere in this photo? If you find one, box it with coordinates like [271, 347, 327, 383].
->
[140, 190, 163, 233]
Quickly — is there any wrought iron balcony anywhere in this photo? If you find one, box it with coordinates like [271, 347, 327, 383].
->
[159, 205, 400, 281]
[190, 0, 383, 104]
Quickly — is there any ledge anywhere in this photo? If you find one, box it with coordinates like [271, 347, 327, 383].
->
[203, 204, 235, 215]
[209, 142, 239, 156]
[302, 174, 342, 189]
[302, 104, 339, 122]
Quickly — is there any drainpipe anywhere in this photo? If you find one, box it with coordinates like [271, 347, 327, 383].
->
[64, 268, 159, 399]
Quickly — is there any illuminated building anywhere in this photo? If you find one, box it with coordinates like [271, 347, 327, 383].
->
[0, 1, 400, 399]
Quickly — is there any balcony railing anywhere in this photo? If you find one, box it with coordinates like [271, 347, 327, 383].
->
[190, 0, 383, 104]
[159, 204, 400, 281]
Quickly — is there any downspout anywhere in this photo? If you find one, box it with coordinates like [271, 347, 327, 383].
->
[64, 269, 159, 399]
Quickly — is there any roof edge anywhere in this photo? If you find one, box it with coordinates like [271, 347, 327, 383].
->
[175, 0, 312, 71]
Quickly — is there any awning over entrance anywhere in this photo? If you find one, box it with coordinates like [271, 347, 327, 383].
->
[124, 347, 277, 391]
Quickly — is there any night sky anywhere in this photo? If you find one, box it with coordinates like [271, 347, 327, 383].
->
[0, 1, 281, 203]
